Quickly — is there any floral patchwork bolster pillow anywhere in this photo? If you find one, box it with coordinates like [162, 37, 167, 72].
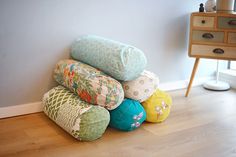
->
[42, 85, 110, 141]
[109, 98, 146, 131]
[71, 35, 147, 81]
[122, 70, 159, 102]
[142, 89, 172, 123]
[54, 59, 124, 110]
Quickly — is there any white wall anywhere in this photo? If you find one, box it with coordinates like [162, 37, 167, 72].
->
[0, 0, 227, 107]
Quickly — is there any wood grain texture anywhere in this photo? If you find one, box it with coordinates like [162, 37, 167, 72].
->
[192, 30, 224, 43]
[192, 16, 215, 28]
[0, 87, 236, 157]
[191, 44, 236, 60]
[228, 32, 236, 43]
[189, 12, 236, 60]
[187, 12, 236, 96]
[185, 58, 200, 97]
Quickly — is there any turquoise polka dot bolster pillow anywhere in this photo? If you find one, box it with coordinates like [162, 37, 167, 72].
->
[109, 99, 146, 131]
[122, 70, 159, 102]
[71, 35, 147, 81]
[42, 86, 110, 141]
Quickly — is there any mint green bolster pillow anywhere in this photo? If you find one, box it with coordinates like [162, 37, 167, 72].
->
[71, 35, 147, 81]
[42, 86, 110, 141]
[54, 59, 124, 110]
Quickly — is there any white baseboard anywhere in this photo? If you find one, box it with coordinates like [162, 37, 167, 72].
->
[0, 76, 213, 119]
[220, 70, 236, 89]
[0, 101, 43, 119]
[159, 76, 213, 91]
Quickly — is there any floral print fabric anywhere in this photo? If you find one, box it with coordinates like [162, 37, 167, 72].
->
[54, 59, 124, 110]
[109, 98, 146, 131]
[142, 89, 172, 123]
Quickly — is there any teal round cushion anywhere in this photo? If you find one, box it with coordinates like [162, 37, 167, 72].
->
[71, 35, 147, 81]
[109, 99, 146, 131]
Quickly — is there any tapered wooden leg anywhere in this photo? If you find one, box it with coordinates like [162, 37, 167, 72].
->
[185, 58, 200, 97]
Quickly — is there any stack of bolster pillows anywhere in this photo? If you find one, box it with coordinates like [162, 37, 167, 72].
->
[42, 35, 172, 141]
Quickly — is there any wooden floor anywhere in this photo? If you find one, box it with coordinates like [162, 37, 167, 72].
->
[1, 87, 236, 157]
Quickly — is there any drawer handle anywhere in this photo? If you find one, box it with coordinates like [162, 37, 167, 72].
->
[213, 48, 224, 54]
[228, 20, 236, 26]
[202, 33, 214, 39]
[201, 20, 206, 24]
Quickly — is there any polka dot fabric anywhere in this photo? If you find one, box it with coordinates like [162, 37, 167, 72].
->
[122, 70, 159, 102]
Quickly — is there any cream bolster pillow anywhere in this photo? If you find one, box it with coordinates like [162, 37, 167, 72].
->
[71, 35, 147, 81]
[54, 59, 124, 110]
[42, 86, 110, 141]
[122, 70, 159, 102]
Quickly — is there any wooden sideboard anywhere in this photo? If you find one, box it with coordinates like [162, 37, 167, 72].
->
[185, 12, 236, 97]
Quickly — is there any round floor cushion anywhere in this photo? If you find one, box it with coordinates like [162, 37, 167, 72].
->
[54, 59, 124, 110]
[42, 86, 110, 141]
[109, 99, 146, 131]
[71, 35, 147, 81]
[141, 89, 172, 123]
[122, 70, 159, 102]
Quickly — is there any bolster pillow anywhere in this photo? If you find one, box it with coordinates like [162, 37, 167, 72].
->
[109, 99, 146, 131]
[122, 70, 159, 102]
[54, 59, 124, 110]
[71, 35, 147, 81]
[42, 86, 110, 141]
[142, 89, 172, 123]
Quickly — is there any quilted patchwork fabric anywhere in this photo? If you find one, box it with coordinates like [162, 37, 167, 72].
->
[71, 35, 147, 81]
[42, 85, 110, 141]
[109, 98, 146, 131]
[54, 59, 124, 110]
[141, 89, 172, 123]
[122, 70, 159, 102]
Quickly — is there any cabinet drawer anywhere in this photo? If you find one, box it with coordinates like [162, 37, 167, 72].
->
[193, 16, 215, 28]
[191, 44, 236, 59]
[218, 17, 236, 29]
[228, 32, 236, 43]
[192, 30, 224, 43]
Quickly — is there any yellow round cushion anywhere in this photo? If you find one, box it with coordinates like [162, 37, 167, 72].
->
[141, 89, 172, 123]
